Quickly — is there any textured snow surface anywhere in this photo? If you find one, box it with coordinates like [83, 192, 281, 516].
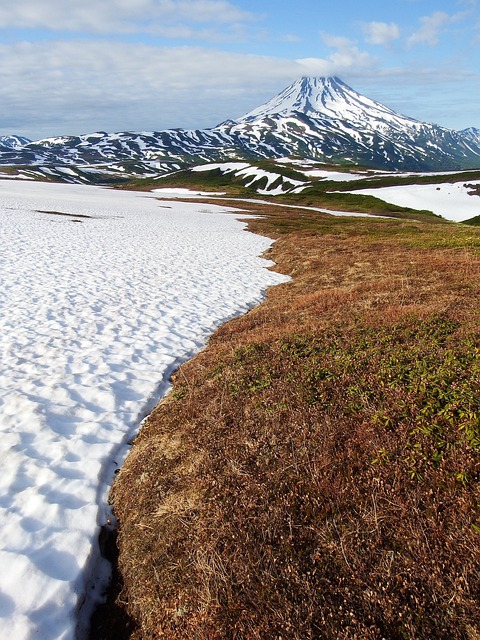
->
[152, 187, 227, 197]
[0, 180, 288, 639]
[350, 181, 480, 222]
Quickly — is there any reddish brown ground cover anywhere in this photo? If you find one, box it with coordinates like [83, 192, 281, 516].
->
[105, 205, 480, 639]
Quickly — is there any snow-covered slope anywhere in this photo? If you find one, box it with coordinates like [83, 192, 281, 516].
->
[1, 77, 480, 175]
[225, 77, 480, 171]
[0, 129, 234, 166]
[349, 180, 480, 223]
[190, 161, 308, 195]
[459, 127, 480, 148]
[0, 160, 182, 184]
[0, 135, 31, 150]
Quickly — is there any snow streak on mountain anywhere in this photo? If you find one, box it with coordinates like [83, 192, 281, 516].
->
[459, 127, 480, 149]
[1, 77, 480, 179]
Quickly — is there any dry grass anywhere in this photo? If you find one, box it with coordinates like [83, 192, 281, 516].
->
[109, 205, 480, 639]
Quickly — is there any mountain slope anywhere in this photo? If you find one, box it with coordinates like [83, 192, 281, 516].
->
[224, 77, 480, 171]
[1, 77, 480, 176]
[459, 127, 480, 148]
[0, 135, 32, 151]
[0, 128, 249, 170]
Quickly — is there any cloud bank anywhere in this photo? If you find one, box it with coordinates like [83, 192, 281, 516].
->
[0, 0, 255, 34]
[361, 21, 400, 46]
[0, 42, 333, 137]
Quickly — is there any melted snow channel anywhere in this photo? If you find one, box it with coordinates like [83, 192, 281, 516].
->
[0, 180, 289, 639]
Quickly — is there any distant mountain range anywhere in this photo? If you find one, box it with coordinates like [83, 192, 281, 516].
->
[1, 77, 480, 181]
[0, 135, 32, 151]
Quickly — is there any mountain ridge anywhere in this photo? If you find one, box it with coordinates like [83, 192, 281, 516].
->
[1, 77, 479, 178]
[0, 135, 32, 151]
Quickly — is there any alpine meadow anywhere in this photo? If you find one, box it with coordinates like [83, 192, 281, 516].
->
[1, 54, 480, 640]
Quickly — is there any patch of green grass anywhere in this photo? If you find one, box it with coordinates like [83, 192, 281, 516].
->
[228, 314, 480, 484]
[0, 165, 21, 175]
[462, 215, 480, 226]
[147, 166, 257, 195]
[247, 204, 480, 253]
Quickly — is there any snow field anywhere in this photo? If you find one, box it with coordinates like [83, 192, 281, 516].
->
[350, 181, 480, 222]
[0, 180, 289, 639]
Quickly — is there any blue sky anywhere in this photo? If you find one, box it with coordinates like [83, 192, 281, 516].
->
[0, 0, 478, 139]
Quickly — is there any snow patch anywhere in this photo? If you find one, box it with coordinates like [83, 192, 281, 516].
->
[301, 169, 367, 181]
[349, 181, 480, 222]
[0, 180, 288, 639]
[152, 187, 227, 197]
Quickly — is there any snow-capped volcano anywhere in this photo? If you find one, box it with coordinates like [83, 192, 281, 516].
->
[237, 77, 440, 144]
[1, 77, 480, 177]
[225, 76, 480, 170]
[239, 76, 421, 132]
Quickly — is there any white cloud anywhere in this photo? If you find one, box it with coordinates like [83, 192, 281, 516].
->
[0, 25, 386, 139]
[458, 0, 478, 9]
[0, 25, 476, 140]
[281, 33, 302, 43]
[407, 11, 451, 47]
[295, 58, 335, 77]
[0, 41, 315, 138]
[0, 0, 255, 35]
[361, 21, 400, 46]
[321, 34, 352, 50]
[320, 33, 378, 73]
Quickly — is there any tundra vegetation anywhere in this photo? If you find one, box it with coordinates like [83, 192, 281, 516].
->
[94, 188, 480, 639]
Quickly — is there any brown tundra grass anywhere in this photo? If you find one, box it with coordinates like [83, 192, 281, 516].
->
[106, 203, 480, 640]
